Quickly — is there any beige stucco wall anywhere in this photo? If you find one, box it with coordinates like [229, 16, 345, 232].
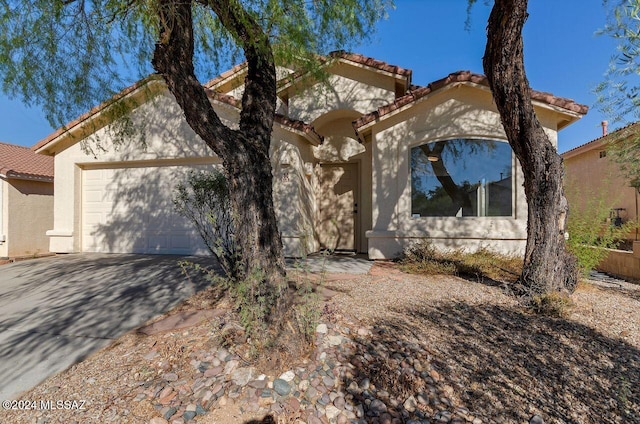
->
[288, 62, 397, 124]
[366, 84, 561, 259]
[46, 89, 317, 257]
[1, 178, 53, 257]
[597, 242, 640, 280]
[0, 179, 7, 257]
[313, 112, 372, 253]
[271, 126, 319, 256]
[564, 146, 637, 236]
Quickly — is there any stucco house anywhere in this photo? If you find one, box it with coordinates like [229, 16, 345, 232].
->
[0, 141, 54, 258]
[562, 121, 640, 242]
[33, 52, 587, 259]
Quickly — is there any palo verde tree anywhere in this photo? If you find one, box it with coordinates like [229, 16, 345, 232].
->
[475, 0, 579, 296]
[0, 0, 390, 323]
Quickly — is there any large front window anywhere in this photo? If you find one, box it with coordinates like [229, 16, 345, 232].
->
[411, 138, 513, 217]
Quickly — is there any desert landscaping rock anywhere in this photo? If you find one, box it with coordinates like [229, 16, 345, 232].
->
[273, 378, 292, 396]
[5, 263, 640, 424]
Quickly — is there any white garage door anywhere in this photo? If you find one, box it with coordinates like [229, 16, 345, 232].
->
[82, 164, 212, 255]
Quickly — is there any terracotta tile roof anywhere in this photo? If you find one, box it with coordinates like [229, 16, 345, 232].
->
[33, 74, 164, 153]
[329, 51, 412, 78]
[561, 121, 640, 158]
[354, 71, 589, 129]
[205, 90, 323, 144]
[205, 51, 412, 94]
[0, 141, 54, 181]
[276, 51, 413, 95]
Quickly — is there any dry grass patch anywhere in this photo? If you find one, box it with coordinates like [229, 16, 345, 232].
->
[400, 241, 521, 285]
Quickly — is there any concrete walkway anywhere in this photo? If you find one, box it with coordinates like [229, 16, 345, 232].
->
[0, 254, 216, 400]
[286, 252, 373, 274]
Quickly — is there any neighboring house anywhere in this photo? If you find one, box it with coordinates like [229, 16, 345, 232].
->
[33, 52, 586, 259]
[562, 121, 640, 241]
[0, 142, 54, 258]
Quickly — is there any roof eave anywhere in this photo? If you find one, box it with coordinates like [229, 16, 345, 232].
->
[561, 121, 640, 158]
[33, 76, 166, 155]
[0, 171, 53, 182]
[561, 139, 606, 160]
[354, 78, 588, 136]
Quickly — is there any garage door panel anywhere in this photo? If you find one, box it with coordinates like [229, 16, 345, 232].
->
[82, 165, 213, 255]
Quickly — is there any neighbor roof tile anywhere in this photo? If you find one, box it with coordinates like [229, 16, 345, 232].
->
[0, 141, 54, 181]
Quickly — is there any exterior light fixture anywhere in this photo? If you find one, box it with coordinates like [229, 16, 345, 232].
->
[427, 154, 439, 162]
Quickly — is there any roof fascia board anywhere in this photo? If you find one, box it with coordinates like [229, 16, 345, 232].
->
[355, 82, 462, 134]
[0, 172, 53, 182]
[34, 77, 166, 155]
[561, 121, 640, 158]
[205, 64, 249, 90]
[355, 81, 584, 136]
[278, 56, 411, 95]
[561, 139, 605, 160]
[336, 57, 410, 81]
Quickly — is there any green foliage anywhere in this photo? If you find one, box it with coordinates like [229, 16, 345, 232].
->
[0, 0, 393, 129]
[565, 179, 634, 276]
[596, 1, 640, 125]
[604, 124, 640, 190]
[401, 240, 522, 284]
[292, 280, 321, 343]
[173, 169, 241, 279]
[595, 2, 640, 188]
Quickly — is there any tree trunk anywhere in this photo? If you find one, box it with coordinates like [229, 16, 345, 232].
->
[483, 0, 577, 295]
[151, 0, 286, 294]
[420, 142, 473, 213]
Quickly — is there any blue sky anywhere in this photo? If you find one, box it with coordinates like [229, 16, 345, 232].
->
[0, 1, 619, 152]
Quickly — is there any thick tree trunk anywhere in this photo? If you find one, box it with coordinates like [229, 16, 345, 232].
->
[420, 142, 473, 213]
[151, 0, 285, 293]
[483, 0, 577, 295]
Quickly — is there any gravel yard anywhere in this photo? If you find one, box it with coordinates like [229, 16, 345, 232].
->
[2, 262, 639, 424]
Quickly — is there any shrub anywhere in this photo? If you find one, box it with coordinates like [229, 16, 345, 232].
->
[564, 180, 634, 277]
[173, 169, 240, 279]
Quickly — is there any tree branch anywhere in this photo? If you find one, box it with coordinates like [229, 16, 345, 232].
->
[152, 0, 235, 158]
[200, 0, 277, 143]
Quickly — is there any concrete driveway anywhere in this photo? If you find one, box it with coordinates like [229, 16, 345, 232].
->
[0, 253, 217, 400]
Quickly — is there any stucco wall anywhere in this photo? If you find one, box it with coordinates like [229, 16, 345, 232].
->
[564, 146, 637, 236]
[271, 126, 319, 256]
[366, 84, 560, 259]
[47, 89, 317, 257]
[597, 243, 640, 281]
[0, 179, 7, 258]
[288, 63, 397, 124]
[4, 178, 53, 257]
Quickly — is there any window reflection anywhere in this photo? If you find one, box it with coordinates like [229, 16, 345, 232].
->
[411, 139, 513, 217]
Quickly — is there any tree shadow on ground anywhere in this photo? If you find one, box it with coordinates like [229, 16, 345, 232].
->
[244, 415, 275, 424]
[0, 254, 220, 399]
[342, 301, 640, 423]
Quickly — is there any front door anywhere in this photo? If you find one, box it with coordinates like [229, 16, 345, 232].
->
[318, 163, 358, 251]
